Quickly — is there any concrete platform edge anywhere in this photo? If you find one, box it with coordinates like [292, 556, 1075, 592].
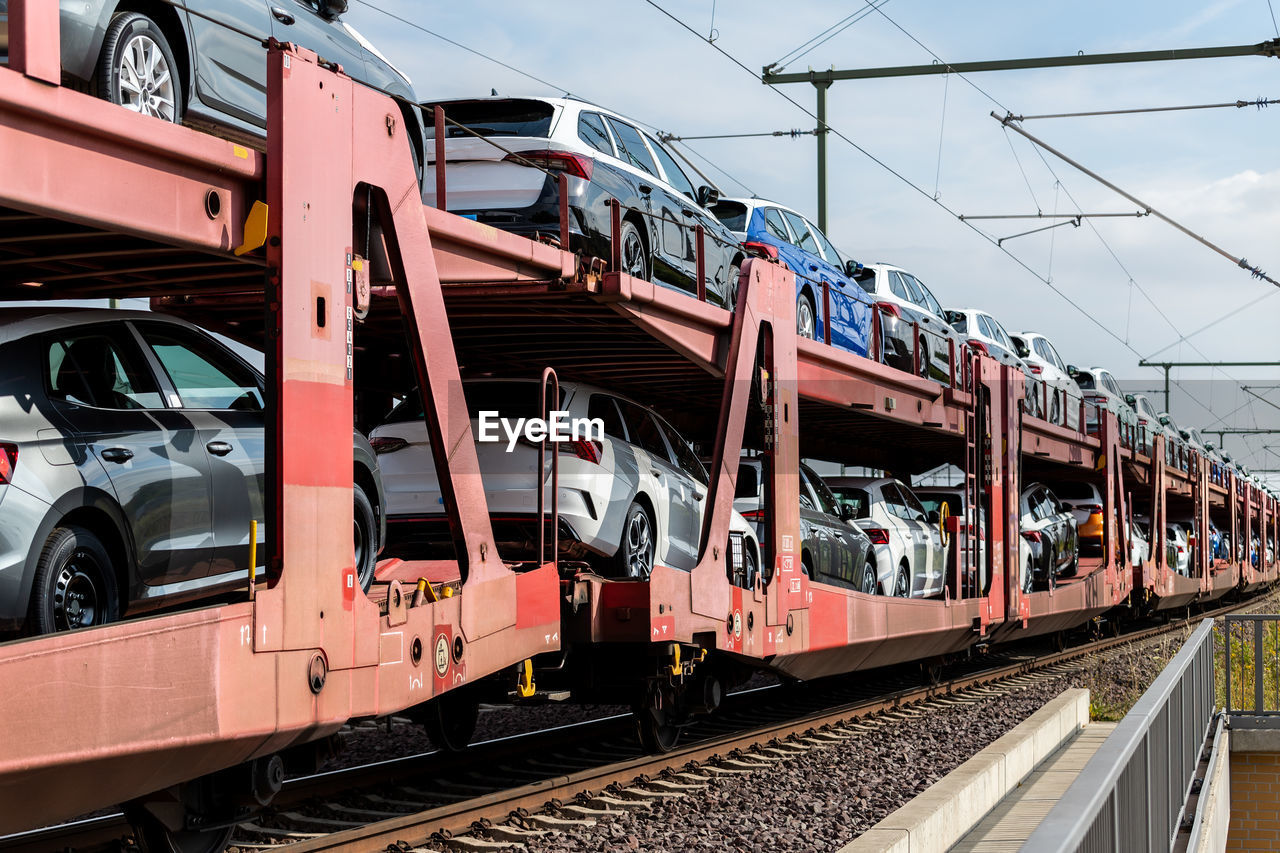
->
[836, 687, 1090, 853]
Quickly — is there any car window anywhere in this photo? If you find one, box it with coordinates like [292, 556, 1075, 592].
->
[1043, 340, 1067, 372]
[897, 483, 927, 519]
[881, 483, 912, 520]
[807, 220, 842, 265]
[431, 98, 555, 139]
[976, 314, 996, 340]
[803, 466, 842, 517]
[1011, 336, 1032, 359]
[909, 276, 944, 315]
[711, 201, 748, 231]
[918, 494, 961, 518]
[763, 208, 792, 243]
[1074, 371, 1096, 390]
[830, 486, 870, 518]
[798, 475, 817, 511]
[47, 329, 164, 410]
[136, 323, 263, 410]
[655, 416, 708, 482]
[603, 118, 658, 177]
[948, 312, 968, 334]
[587, 394, 627, 441]
[617, 399, 671, 461]
[645, 134, 697, 201]
[888, 271, 912, 301]
[577, 112, 614, 156]
[1104, 373, 1124, 397]
[780, 210, 820, 255]
[1033, 338, 1052, 363]
[989, 319, 1016, 351]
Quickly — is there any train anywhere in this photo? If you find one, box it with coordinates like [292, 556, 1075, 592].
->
[0, 15, 1274, 853]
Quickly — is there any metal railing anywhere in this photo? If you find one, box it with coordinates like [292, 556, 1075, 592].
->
[1022, 618, 1216, 852]
[1223, 614, 1280, 725]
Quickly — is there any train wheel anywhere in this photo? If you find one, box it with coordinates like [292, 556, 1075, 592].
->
[636, 685, 680, 753]
[126, 808, 233, 853]
[1051, 631, 1066, 652]
[420, 690, 479, 753]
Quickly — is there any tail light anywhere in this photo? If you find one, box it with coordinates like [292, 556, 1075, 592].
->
[743, 241, 778, 260]
[966, 339, 990, 356]
[503, 150, 594, 180]
[865, 528, 890, 545]
[1028, 364, 1043, 374]
[559, 438, 603, 464]
[874, 301, 902, 319]
[1087, 504, 1104, 516]
[1021, 530, 1042, 543]
[0, 443, 15, 484]
[740, 509, 765, 520]
[370, 436, 408, 454]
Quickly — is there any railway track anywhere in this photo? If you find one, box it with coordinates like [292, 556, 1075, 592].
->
[6, 591, 1273, 853]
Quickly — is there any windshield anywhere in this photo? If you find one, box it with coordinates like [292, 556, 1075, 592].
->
[710, 201, 748, 232]
[830, 486, 871, 519]
[425, 99, 555, 138]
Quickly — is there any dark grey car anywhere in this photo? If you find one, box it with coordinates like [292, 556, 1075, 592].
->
[0, 0, 424, 168]
[0, 309, 385, 634]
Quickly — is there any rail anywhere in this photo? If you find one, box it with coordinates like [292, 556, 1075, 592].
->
[1222, 614, 1280, 725]
[1022, 618, 1216, 852]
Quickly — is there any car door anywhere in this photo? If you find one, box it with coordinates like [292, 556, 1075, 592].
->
[132, 321, 268, 580]
[878, 483, 915, 591]
[183, 0, 275, 125]
[44, 325, 215, 587]
[602, 118, 680, 282]
[797, 468, 830, 577]
[807, 219, 870, 356]
[645, 133, 708, 296]
[654, 413, 711, 563]
[616, 400, 697, 570]
[805, 467, 861, 587]
[270, 1, 368, 84]
[899, 483, 944, 595]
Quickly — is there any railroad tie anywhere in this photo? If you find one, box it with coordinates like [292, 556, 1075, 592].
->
[276, 811, 367, 829]
[717, 757, 775, 770]
[441, 836, 527, 852]
[518, 812, 598, 829]
[618, 785, 684, 800]
[674, 771, 713, 783]
[646, 778, 707, 792]
[236, 822, 323, 839]
[483, 824, 549, 842]
[561, 803, 627, 818]
[325, 802, 407, 818]
[587, 794, 652, 812]
[700, 764, 755, 776]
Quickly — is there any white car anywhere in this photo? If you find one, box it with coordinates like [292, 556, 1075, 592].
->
[1125, 394, 1178, 461]
[1168, 523, 1190, 575]
[945, 307, 1045, 418]
[1128, 520, 1151, 567]
[850, 263, 962, 384]
[1010, 332, 1083, 429]
[825, 476, 946, 598]
[1071, 366, 1138, 443]
[369, 378, 759, 579]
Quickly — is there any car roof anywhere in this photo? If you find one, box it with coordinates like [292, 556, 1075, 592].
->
[825, 476, 894, 491]
[717, 196, 812, 222]
[0, 307, 195, 346]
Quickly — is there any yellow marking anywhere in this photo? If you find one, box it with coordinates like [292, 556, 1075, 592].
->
[442, 585, 454, 598]
[516, 658, 536, 698]
[419, 577, 439, 603]
[233, 145, 249, 159]
[352, 258, 364, 272]
[248, 519, 258, 601]
[669, 644, 682, 676]
[234, 200, 269, 256]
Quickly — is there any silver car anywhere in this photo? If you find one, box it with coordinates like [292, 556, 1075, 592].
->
[0, 309, 385, 634]
[0, 1, 424, 166]
[825, 476, 946, 598]
[369, 379, 759, 580]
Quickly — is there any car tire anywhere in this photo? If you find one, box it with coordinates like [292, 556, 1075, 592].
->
[893, 562, 910, 597]
[96, 13, 184, 124]
[744, 541, 758, 586]
[726, 262, 741, 311]
[917, 338, 930, 379]
[862, 557, 878, 595]
[616, 501, 655, 579]
[797, 293, 817, 339]
[28, 526, 119, 634]
[354, 485, 378, 592]
[1049, 391, 1061, 426]
[1022, 562, 1034, 595]
[617, 220, 649, 281]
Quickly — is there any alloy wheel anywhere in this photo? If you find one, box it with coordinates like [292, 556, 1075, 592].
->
[797, 297, 816, 339]
[116, 34, 176, 120]
[624, 509, 654, 578]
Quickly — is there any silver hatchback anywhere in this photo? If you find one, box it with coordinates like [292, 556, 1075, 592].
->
[0, 309, 385, 634]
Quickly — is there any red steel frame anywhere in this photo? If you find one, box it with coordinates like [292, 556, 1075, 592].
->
[0, 7, 560, 834]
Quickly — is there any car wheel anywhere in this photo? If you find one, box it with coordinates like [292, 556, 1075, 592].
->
[616, 502, 655, 579]
[96, 13, 183, 123]
[744, 541, 758, 587]
[1049, 391, 1061, 425]
[917, 338, 931, 379]
[618, 220, 649, 281]
[354, 485, 378, 592]
[1022, 562, 1034, 595]
[893, 562, 910, 597]
[861, 557, 878, 595]
[29, 526, 119, 634]
[726, 262, 741, 310]
[797, 293, 817, 339]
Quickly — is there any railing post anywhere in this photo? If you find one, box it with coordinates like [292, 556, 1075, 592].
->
[558, 173, 570, 253]
[433, 107, 446, 210]
[9, 0, 62, 85]
[1256, 619, 1265, 712]
[610, 200, 622, 273]
[822, 282, 831, 345]
[912, 321, 921, 375]
[695, 225, 706, 302]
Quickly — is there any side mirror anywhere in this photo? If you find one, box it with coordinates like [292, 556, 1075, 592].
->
[844, 259, 863, 278]
[1066, 364, 1078, 375]
[1124, 394, 1135, 405]
[927, 509, 941, 524]
[320, 0, 348, 15]
[840, 504, 856, 522]
[696, 185, 720, 208]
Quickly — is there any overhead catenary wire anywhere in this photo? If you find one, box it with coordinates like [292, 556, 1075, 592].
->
[765, 0, 892, 73]
[997, 113, 1280, 288]
[1008, 97, 1280, 121]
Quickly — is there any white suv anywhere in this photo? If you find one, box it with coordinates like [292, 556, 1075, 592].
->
[369, 379, 758, 579]
[1011, 331, 1083, 429]
[421, 96, 745, 308]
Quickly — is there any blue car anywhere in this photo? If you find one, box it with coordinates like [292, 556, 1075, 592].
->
[711, 198, 872, 356]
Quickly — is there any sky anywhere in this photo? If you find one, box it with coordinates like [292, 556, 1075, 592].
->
[340, 0, 1280, 483]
